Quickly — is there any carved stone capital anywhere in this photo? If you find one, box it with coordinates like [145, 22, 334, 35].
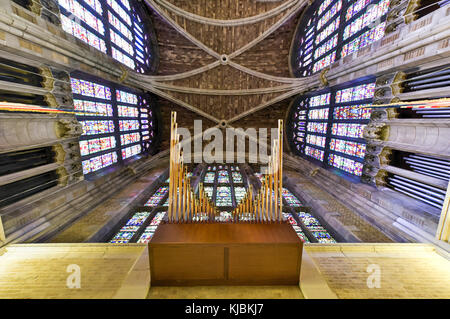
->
[390, 72, 406, 96]
[363, 122, 390, 141]
[319, 68, 329, 86]
[54, 118, 83, 139]
[375, 169, 389, 187]
[39, 66, 54, 91]
[52, 144, 66, 164]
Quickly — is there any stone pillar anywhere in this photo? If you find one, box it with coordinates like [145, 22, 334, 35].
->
[436, 181, 450, 243]
[0, 113, 82, 152]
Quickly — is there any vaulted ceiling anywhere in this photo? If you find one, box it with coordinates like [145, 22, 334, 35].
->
[141, 0, 316, 153]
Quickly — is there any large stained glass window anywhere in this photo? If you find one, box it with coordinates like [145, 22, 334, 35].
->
[287, 77, 375, 180]
[57, 0, 155, 73]
[72, 73, 158, 176]
[290, 0, 390, 77]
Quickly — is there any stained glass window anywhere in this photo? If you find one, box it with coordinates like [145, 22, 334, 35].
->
[232, 171, 243, 183]
[216, 186, 233, 207]
[144, 186, 168, 206]
[282, 188, 303, 207]
[234, 186, 246, 204]
[72, 74, 157, 175]
[291, 0, 389, 76]
[288, 78, 375, 179]
[204, 172, 215, 183]
[137, 212, 166, 243]
[110, 211, 151, 243]
[204, 186, 214, 200]
[283, 212, 310, 243]
[217, 170, 230, 184]
[57, 0, 155, 73]
[298, 212, 336, 243]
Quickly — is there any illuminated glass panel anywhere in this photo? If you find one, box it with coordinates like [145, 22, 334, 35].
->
[328, 153, 364, 176]
[120, 132, 140, 146]
[307, 122, 328, 134]
[316, 17, 340, 45]
[343, 0, 390, 40]
[331, 123, 366, 138]
[318, 0, 334, 15]
[293, 225, 310, 242]
[58, 0, 154, 72]
[314, 34, 338, 60]
[234, 186, 246, 204]
[309, 108, 329, 120]
[346, 0, 372, 20]
[310, 93, 331, 107]
[282, 188, 303, 207]
[117, 105, 139, 117]
[80, 120, 115, 135]
[60, 15, 107, 53]
[216, 186, 233, 206]
[305, 145, 325, 161]
[232, 171, 243, 183]
[121, 144, 141, 159]
[74, 100, 113, 117]
[334, 104, 372, 119]
[341, 22, 386, 57]
[204, 172, 215, 183]
[204, 186, 214, 200]
[298, 212, 337, 243]
[330, 139, 366, 158]
[79, 136, 116, 156]
[119, 120, 139, 131]
[335, 83, 375, 103]
[81, 151, 118, 174]
[217, 170, 230, 183]
[117, 90, 138, 104]
[306, 134, 326, 148]
[317, 1, 342, 30]
[144, 186, 168, 206]
[71, 78, 112, 99]
[313, 50, 336, 73]
[107, 0, 131, 25]
[137, 212, 166, 243]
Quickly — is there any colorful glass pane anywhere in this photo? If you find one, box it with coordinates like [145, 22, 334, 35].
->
[144, 186, 168, 206]
[330, 138, 366, 158]
[328, 153, 364, 176]
[216, 186, 233, 206]
[232, 171, 243, 183]
[204, 172, 215, 183]
[217, 170, 230, 183]
[234, 186, 246, 204]
[282, 188, 302, 207]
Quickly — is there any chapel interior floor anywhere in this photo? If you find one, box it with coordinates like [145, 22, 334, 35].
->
[147, 286, 304, 299]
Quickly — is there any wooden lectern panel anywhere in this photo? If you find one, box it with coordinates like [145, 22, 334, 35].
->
[149, 223, 302, 286]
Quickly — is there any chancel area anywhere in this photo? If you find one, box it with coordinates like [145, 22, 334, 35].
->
[0, 0, 450, 299]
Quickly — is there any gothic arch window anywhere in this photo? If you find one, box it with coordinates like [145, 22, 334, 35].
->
[70, 72, 158, 176]
[57, 0, 156, 73]
[287, 76, 376, 180]
[291, 0, 390, 77]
